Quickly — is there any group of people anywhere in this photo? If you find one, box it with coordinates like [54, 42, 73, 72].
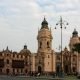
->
[30, 72, 41, 77]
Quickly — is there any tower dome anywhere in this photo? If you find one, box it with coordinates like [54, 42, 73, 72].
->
[20, 45, 31, 55]
[24, 44, 27, 49]
[72, 29, 78, 37]
[41, 17, 49, 29]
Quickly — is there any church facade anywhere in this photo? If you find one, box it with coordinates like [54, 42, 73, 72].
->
[0, 18, 80, 75]
[31, 18, 56, 74]
[56, 29, 80, 75]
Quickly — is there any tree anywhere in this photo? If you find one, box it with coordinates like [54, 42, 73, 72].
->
[73, 43, 80, 53]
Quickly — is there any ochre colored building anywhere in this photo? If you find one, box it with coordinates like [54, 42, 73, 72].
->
[0, 45, 31, 75]
[31, 18, 56, 75]
[56, 29, 80, 75]
[0, 18, 80, 75]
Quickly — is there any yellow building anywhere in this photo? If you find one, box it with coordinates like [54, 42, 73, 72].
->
[0, 18, 80, 75]
[0, 45, 31, 75]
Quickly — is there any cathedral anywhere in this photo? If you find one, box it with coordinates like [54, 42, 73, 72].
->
[0, 18, 80, 75]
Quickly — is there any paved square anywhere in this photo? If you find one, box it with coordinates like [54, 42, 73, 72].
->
[0, 75, 79, 80]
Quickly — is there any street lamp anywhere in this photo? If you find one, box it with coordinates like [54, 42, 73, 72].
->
[55, 16, 68, 77]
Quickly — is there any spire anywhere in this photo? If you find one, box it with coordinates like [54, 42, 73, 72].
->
[50, 27, 51, 32]
[41, 17, 49, 29]
[6, 46, 9, 50]
[64, 46, 68, 51]
[38, 27, 39, 33]
[5, 46, 10, 52]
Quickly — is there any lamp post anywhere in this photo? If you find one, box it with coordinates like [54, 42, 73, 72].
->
[55, 16, 68, 77]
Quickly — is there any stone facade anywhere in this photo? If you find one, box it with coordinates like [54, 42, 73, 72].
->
[0, 18, 80, 75]
[0, 45, 31, 75]
[56, 29, 80, 75]
[34, 18, 56, 74]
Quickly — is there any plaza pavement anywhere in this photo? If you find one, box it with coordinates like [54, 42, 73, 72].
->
[0, 75, 79, 80]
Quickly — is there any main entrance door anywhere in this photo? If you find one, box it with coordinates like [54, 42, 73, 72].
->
[64, 65, 68, 74]
[38, 66, 42, 73]
[56, 63, 60, 73]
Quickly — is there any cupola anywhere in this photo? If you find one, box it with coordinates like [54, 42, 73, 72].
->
[72, 29, 78, 37]
[41, 17, 49, 29]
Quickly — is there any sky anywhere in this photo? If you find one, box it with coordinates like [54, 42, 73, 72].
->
[0, 0, 80, 53]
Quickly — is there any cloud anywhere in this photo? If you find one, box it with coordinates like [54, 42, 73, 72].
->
[0, 0, 80, 52]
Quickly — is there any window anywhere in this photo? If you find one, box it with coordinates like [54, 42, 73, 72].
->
[57, 56, 60, 60]
[40, 42, 42, 48]
[17, 55, 19, 58]
[7, 54, 9, 56]
[21, 55, 23, 58]
[79, 37, 80, 41]
[47, 41, 50, 48]
[0, 53, 2, 56]
[39, 60, 41, 64]
[48, 55, 50, 58]
[7, 59, 9, 64]
[21, 69, 23, 73]
[48, 62, 49, 65]
[73, 57, 76, 61]
[17, 69, 19, 73]
[0, 69, 2, 73]
[65, 56, 67, 60]
[13, 69, 15, 73]
[25, 69, 27, 73]
[25, 56, 27, 58]
[73, 67, 76, 72]
[25, 61, 28, 66]
[13, 54, 15, 57]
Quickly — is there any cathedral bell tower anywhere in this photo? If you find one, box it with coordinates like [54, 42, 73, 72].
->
[35, 17, 56, 74]
[69, 29, 80, 51]
[37, 17, 53, 53]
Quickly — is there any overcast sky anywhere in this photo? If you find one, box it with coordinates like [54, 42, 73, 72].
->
[0, 0, 80, 52]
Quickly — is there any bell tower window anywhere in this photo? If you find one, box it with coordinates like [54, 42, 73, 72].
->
[39, 42, 42, 48]
[47, 41, 50, 48]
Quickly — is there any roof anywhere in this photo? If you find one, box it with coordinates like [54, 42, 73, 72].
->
[20, 45, 31, 56]
[41, 17, 49, 29]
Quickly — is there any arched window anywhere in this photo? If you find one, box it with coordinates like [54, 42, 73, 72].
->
[25, 69, 27, 73]
[7, 54, 9, 56]
[48, 55, 50, 58]
[25, 61, 28, 66]
[6, 69, 9, 74]
[73, 67, 76, 72]
[17, 55, 19, 58]
[17, 69, 19, 73]
[40, 42, 42, 48]
[0, 69, 2, 73]
[47, 41, 50, 48]
[0, 53, 2, 56]
[7, 59, 9, 64]
[57, 56, 60, 60]
[21, 55, 23, 58]
[73, 57, 75, 61]
[13, 69, 15, 73]
[13, 54, 15, 57]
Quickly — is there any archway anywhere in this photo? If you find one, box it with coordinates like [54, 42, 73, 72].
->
[73, 67, 76, 73]
[64, 65, 68, 74]
[38, 66, 42, 73]
[6, 69, 9, 75]
[56, 65, 60, 73]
